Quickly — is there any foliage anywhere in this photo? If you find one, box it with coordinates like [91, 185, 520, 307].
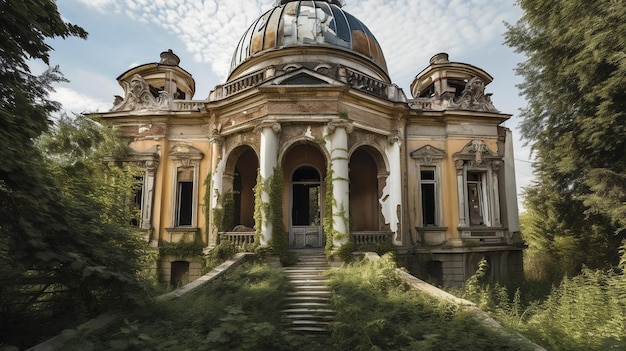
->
[160, 241, 205, 258]
[457, 246, 626, 351]
[60, 259, 315, 351]
[327, 254, 533, 351]
[253, 170, 264, 244]
[505, 0, 626, 275]
[324, 164, 336, 256]
[268, 166, 293, 264]
[213, 190, 235, 233]
[0, 4, 150, 347]
[1, 115, 153, 348]
[202, 241, 238, 274]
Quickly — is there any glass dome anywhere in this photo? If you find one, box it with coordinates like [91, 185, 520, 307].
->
[229, 1, 388, 77]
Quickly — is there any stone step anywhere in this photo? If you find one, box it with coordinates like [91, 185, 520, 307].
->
[282, 251, 334, 338]
[285, 295, 330, 302]
[290, 281, 330, 287]
[282, 307, 335, 315]
[286, 290, 332, 298]
[284, 301, 332, 309]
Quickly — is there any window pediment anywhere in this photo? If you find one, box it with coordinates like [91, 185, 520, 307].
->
[411, 145, 445, 165]
[453, 140, 501, 170]
[169, 144, 204, 160]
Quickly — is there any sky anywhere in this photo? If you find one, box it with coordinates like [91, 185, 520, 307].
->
[45, 0, 535, 211]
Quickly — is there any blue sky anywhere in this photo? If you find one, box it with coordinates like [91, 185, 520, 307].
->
[46, 0, 534, 210]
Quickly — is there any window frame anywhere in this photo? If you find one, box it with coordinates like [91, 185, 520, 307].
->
[410, 145, 446, 229]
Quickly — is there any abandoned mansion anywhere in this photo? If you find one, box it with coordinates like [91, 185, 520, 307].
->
[94, 0, 524, 287]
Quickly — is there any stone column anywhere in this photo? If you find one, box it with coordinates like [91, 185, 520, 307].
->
[208, 134, 224, 247]
[328, 120, 353, 247]
[256, 121, 281, 245]
[143, 160, 159, 246]
[456, 161, 467, 228]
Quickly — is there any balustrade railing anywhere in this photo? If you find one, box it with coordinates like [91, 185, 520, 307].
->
[220, 232, 255, 247]
[351, 231, 393, 246]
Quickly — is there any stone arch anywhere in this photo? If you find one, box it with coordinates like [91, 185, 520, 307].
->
[281, 142, 329, 248]
[222, 145, 259, 229]
[349, 145, 387, 231]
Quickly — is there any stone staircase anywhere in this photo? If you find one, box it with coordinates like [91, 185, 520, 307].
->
[282, 249, 334, 337]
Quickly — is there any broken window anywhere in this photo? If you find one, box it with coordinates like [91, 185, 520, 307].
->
[420, 169, 438, 226]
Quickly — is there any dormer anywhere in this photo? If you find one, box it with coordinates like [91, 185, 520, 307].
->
[111, 50, 196, 112]
[409, 53, 498, 113]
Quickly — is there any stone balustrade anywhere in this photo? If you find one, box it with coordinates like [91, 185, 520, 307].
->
[351, 231, 393, 246]
[220, 232, 256, 247]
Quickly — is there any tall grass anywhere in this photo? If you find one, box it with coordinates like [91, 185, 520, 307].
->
[327, 254, 535, 351]
[457, 250, 626, 351]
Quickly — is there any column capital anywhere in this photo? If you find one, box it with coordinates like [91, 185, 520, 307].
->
[209, 135, 224, 145]
[327, 120, 354, 134]
[254, 120, 282, 133]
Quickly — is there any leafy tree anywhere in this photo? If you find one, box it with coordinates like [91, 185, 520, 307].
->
[0, 1, 151, 347]
[505, 0, 626, 276]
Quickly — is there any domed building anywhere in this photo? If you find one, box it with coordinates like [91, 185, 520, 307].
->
[96, 0, 524, 287]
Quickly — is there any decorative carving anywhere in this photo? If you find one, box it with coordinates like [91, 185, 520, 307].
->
[430, 53, 450, 65]
[111, 74, 171, 112]
[169, 143, 204, 165]
[327, 120, 354, 134]
[410, 145, 445, 165]
[344, 67, 388, 98]
[387, 133, 400, 145]
[254, 121, 282, 134]
[453, 140, 501, 169]
[159, 49, 180, 66]
[445, 77, 498, 112]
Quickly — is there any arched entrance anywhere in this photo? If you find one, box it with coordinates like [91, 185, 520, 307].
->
[290, 166, 323, 247]
[350, 147, 385, 231]
[223, 146, 259, 230]
[282, 143, 327, 248]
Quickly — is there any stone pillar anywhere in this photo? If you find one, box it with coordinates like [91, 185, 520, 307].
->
[328, 121, 353, 247]
[256, 121, 281, 245]
[208, 134, 223, 247]
[143, 159, 159, 246]
[456, 161, 467, 228]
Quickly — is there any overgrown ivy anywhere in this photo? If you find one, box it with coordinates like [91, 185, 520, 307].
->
[268, 166, 294, 264]
[203, 172, 212, 244]
[323, 163, 352, 260]
[213, 190, 235, 233]
[160, 241, 205, 258]
[253, 167, 295, 264]
[253, 170, 264, 245]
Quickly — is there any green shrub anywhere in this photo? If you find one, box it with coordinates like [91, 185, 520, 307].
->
[327, 254, 534, 351]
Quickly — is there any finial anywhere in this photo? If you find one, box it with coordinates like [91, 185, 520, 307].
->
[430, 53, 450, 65]
[159, 49, 180, 66]
[274, 0, 344, 7]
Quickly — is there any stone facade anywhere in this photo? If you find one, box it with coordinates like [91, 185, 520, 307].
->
[94, 1, 524, 287]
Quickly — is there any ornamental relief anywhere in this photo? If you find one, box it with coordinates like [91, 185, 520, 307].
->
[442, 77, 498, 113]
[453, 140, 501, 170]
[410, 145, 445, 165]
[112, 74, 171, 112]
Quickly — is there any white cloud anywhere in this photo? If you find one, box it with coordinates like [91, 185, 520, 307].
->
[75, 0, 520, 84]
[51, 87, 111, 115]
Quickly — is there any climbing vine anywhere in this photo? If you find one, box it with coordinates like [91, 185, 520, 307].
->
[323, 162, 353, 260]
[253, 170, 264, 245]
[203, 172, 212, 243]
[254, 167, 294, 264]
[268, 166, 292, 263]
[213, 190, 235, 233]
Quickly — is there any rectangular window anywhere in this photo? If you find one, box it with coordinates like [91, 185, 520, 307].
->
[467, 172, 485, 225]
[176, 168, 194, 226]
[131, 177, 144, 227]
[420, 170, 437, 226]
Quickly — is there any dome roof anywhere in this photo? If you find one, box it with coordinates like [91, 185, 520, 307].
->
[229, 0, 388, 80]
